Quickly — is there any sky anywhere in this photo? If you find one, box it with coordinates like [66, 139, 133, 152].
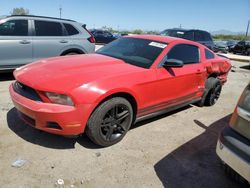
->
[0, 0, 249, 32]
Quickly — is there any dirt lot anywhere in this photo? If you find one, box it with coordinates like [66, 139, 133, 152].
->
[0, 61, 249, 188]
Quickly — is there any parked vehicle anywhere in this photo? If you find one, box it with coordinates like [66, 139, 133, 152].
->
[216, 83, 250, 184]
[0, 15, 95, 71]
[226, 40, 238, 53]
[9, 35, 231, 146]
[160, 28, 215, 50]
[90, 29, 117, 44]
[213, 41, 228, 53]
[229, 40, 250, 55]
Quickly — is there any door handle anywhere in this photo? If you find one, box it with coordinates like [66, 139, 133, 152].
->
[19, 40, 31, 44]
[59, 40, 68, 43]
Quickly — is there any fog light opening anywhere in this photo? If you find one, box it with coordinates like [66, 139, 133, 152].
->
[46, 122, 62, 130]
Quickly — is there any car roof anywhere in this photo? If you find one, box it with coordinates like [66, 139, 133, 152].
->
[91, 29, 109, 32]
[163, 28, 210, 33]
[5, 15, 76, 22]
[164, 28, 188, 32]
[0, 15, 8, 19]
[126, 34, 189, 44]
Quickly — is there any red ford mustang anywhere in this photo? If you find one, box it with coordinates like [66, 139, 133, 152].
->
[9, 35, 231, 146]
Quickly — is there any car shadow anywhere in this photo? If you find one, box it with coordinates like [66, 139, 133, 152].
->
[239, 65, 250, 70]
[7, 108, 101, 149]
[132, 105, 191, 130]
[0, 71, 15, 81]
[154, 114, 243, 188]
[7, 105, 192, 150]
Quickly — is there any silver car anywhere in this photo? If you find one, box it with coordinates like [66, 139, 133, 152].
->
[0, 15, 95, 71]
[216, 83, 250, 184]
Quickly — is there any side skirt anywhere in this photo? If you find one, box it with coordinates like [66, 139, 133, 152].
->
[135, 98, 201, 123]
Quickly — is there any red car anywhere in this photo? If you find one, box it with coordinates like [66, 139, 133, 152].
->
[9, 35, 231, 146]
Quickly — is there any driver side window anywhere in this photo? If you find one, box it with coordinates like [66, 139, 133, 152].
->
[166, 44, 200, 65]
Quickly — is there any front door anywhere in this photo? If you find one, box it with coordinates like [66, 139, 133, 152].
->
[154, 43, 204, 111]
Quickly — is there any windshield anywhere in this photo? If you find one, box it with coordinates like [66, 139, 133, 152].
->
[96, 37, 167, 69]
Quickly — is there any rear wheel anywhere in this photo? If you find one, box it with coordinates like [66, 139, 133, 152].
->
[86, 97, 133, 147]
[246, 49, 250, 56]
[220, 161, 249, 185]
[205, 78, 222, 106]
[197, 77, 222, 107]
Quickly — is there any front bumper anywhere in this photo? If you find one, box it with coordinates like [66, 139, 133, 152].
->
[9, 83, 92, 136]
[216, 126, 250, 182]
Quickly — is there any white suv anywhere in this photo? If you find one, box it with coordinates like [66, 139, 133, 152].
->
[0, 15, 95, 71]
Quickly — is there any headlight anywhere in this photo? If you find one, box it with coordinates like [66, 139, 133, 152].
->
[45, 92, 74, 106]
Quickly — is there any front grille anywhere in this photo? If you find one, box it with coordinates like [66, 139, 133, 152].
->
[13, 81, 42, 102]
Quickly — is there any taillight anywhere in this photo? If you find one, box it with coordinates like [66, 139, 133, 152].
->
[87, 35, 96, 43]
[83, 27, 95, 43]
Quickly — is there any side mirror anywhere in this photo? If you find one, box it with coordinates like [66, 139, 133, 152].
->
[163, 59, 184, 68]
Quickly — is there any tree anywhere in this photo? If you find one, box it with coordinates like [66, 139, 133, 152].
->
[10, 7, 29, 15]
[132, 29, 144, 34]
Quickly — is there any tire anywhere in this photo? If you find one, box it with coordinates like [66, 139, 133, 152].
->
[220, 162, 249, 185]
[204, 77, 222, 106]
[86, 97, 133, 147]
[65, 52, 79, 56]
[246, 49, 250, 56]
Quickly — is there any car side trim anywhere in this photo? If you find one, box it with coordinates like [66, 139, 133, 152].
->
[135, 98, 201, 123]
[137, 92, 198, 116]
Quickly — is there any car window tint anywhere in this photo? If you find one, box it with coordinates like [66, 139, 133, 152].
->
[203, 32, 212, 41]
[194, 31, 205, 41]
[96, 31, 103, 35]
[238, 41, 245, 45]
[0, 20, 28, 36]
[160, 29, 186, 39]
[183, 31, 193, 40]
[104, 31, 112, 37]
[166, 44, 200, 64]
[97, 38, 166, 69]
[35, 20, 62, 36]
[205, 49, 215, 59]
[64, 23, 79, 35]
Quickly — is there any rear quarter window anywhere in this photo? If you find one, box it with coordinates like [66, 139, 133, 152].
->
[205, 49, 215, 59]
[64, 23, 79, 35]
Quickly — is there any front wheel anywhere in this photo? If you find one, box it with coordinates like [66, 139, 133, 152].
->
[86, 97, 133, 147]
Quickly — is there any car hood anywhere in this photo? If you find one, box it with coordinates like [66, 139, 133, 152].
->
[14, 54, 144, 92]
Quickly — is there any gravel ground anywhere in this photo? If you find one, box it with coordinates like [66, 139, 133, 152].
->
[0, 61, 249, 188]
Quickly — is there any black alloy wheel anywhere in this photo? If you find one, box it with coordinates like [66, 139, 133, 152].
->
[209, 82, 222, 105]
[86, 97, 133, 147]
[100, 104, 131, 142]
